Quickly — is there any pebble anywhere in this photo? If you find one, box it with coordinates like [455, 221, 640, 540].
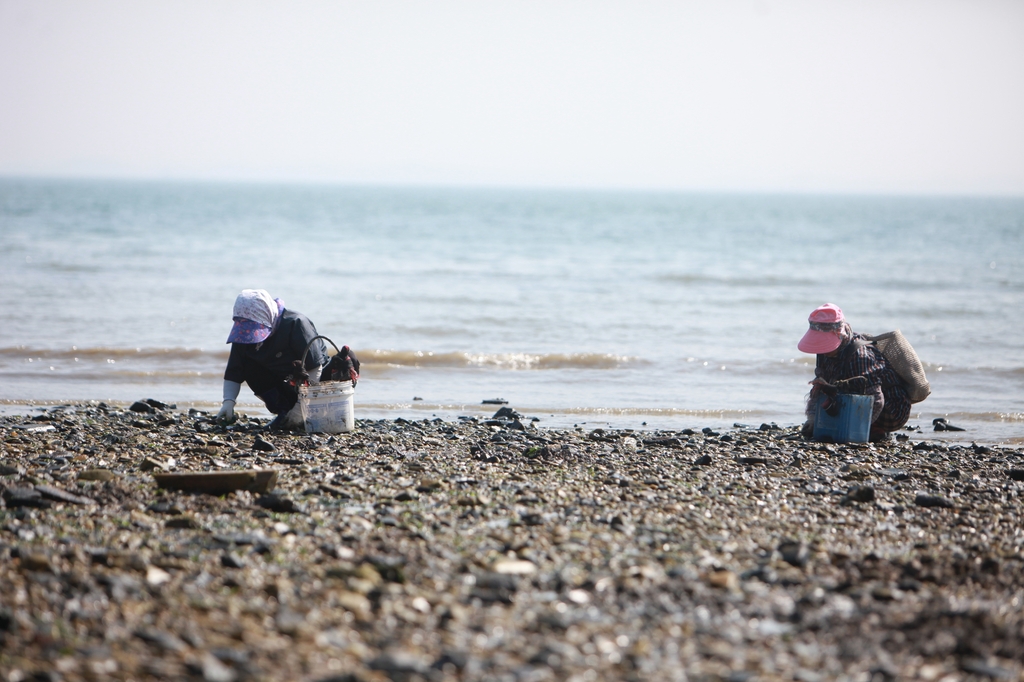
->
[915, 493, 954, 508]
[0, 403, 1021, 681]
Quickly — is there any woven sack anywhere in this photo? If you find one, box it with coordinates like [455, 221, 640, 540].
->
[864, 330, 931, 403]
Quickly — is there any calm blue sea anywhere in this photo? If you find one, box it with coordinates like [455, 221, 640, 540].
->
[1, 179, 1022, 442]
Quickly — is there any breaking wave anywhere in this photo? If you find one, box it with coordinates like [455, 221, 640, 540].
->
[362, 350, 640, 370]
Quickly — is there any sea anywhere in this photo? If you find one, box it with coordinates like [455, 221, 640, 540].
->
[1, 178, 1022, 444]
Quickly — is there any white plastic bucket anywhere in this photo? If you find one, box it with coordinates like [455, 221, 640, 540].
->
[298, 380, 355, 433]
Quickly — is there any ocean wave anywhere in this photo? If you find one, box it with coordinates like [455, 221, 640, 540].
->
[362, 350, 640, 370]
[2, 346, 1021, 381]
[655, 273, 817, 287]
[921, 411, 1024, 423]
[355, 402, 767, 419]
[0, 346, 225, 361]
[0, 345, 638, 371]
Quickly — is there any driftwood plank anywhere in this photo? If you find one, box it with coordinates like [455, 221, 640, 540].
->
[153, 470, 278, 495]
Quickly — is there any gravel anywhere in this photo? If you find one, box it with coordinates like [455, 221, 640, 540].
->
[1, 402, 1023, 681]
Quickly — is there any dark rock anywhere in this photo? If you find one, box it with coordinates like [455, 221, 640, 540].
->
[394, 490, 418, 502]
[1, 487, 51, 509]
[960, 660, 1013, 679]
[1008, 469, 1024, 481]
[134, 628, 187, 652]
[129, 401, 156, 414]
[521, 513, 545, 526]
[148, 502, 184, 515]
[253, 436, 276, 452]
[933, 417, 965, 432]
[741, 566, 778, 584]
[165, 516, 202, 529]
[492, 406, 523, 419]
[778, 540, 809, 568]
[34, 485, 95, 506]
[477, 572, 520, 591]
[433, 650, 470, 671]
[846, 485, 875, 503]
[221, 552, 246, 569]
[644, 437, 682, 448]
[369, 650, 431, 676]
[694, 454, 713, 466]
[256, 494, 306, 514]
[914, 493, 954, 508]
[366, 555, 406, 583]
[211, 648, 250, 665]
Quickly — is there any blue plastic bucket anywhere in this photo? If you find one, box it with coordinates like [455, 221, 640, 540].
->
[812, 393, 873, 443]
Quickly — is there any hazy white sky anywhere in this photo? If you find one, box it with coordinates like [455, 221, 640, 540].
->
[1, 0, 1023, 194]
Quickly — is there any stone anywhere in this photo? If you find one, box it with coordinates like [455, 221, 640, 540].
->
[779, 540, 809, 568]
[256, 494, 306, 514]
[34, 485, 95, 505]
[846, 485, 875, 503]
[915, 493, 954, 508]
[252, 436, 276, 452]
[78, 468, 117, 482]
[492, 559, 537, 575]
[165, 516, 202, 529]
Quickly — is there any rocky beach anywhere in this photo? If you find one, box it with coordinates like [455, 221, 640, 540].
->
[2, 401, 1023, 682]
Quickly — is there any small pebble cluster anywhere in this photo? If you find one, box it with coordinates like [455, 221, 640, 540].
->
[1, 401, 1023, 681]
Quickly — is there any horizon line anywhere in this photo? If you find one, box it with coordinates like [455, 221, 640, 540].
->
[1, 172, 1023, 201]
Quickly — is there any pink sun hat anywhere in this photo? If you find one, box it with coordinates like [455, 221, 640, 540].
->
[797, 303, 845, 354]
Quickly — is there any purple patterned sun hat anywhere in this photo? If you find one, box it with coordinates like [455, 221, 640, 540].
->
[227, 289, 278, 344]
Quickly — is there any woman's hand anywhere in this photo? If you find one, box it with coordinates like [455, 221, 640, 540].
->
[217, 400, 236, 425]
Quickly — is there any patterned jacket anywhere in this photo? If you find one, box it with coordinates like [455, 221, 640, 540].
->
[807, 333, 911, 431]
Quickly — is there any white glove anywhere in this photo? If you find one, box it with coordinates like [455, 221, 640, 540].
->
[217, 400, 236, 424]
[219, 380, 242, 424]
[308, 364, 322, 385]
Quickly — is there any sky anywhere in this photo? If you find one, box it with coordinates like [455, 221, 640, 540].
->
[1, 0, 1023, 195]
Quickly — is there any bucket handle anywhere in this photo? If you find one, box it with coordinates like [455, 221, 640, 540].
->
[300, 335, 341, 369]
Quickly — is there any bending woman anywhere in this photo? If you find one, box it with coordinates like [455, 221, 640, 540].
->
[217, 289, 327, 430]
[798, 303, 911, 442]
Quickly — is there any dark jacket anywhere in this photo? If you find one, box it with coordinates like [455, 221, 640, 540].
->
[224, 309, 327, 396]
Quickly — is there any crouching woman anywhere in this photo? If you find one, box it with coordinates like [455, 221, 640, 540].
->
[217, 289, 327, 430]
[798, 303, 911, 442]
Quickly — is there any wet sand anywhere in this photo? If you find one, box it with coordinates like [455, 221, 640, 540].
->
[2, 402, 1023, 681]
